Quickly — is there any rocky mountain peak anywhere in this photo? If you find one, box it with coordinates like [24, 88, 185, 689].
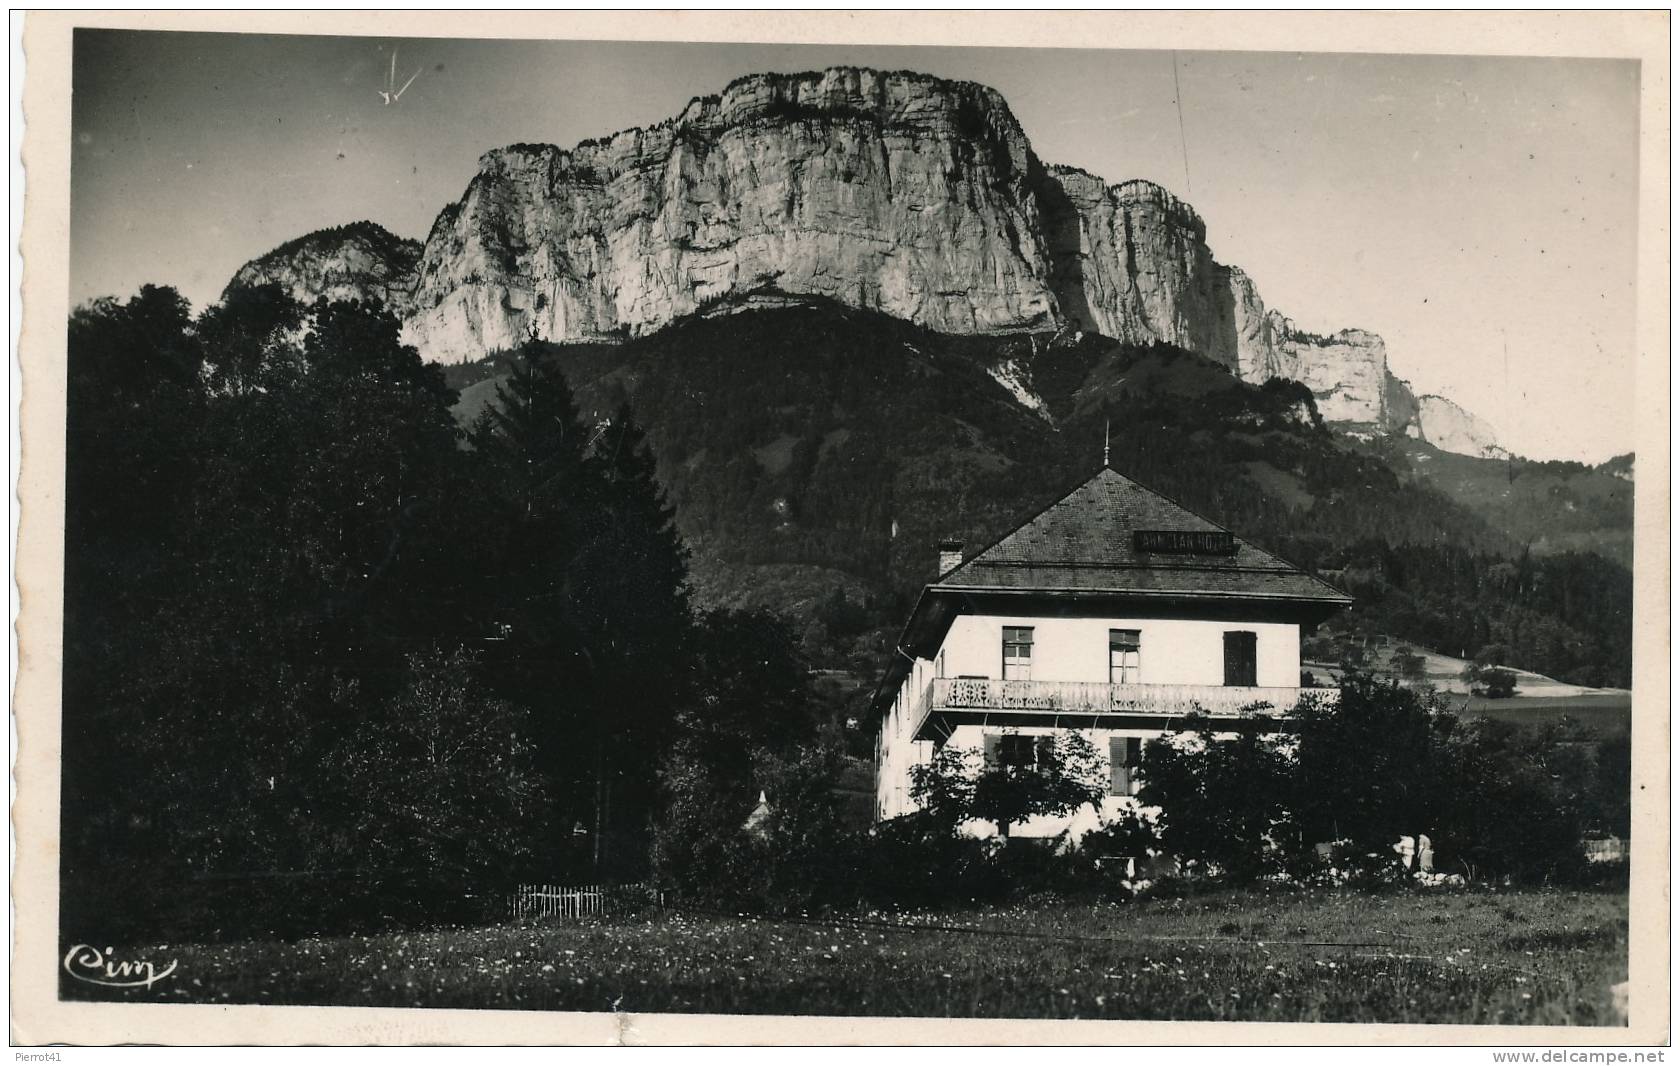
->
[226, 221, 420, 311]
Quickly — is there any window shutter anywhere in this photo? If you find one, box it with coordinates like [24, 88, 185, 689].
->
[1224, 631, 1258, 687]
[982, 733, 1001, 768]
[1108, 736, 1128, 795]
[1034, 735, 1052, 766]
[1127, 737, 1142, 795]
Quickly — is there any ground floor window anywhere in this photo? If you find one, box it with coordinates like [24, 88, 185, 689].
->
[998, 733, 1044, 769]
[1109, 735, 1142, 796]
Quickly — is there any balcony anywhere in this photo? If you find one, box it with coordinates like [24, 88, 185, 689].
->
[909, 677, 1338, 742]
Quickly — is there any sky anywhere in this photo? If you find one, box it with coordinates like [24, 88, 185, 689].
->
[69, 30, 1641, 463]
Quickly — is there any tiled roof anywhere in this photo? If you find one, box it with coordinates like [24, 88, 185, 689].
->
[937, 468, 1350, 604]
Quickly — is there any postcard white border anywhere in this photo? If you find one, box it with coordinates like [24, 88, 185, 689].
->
[13, 9, 1670, 1046]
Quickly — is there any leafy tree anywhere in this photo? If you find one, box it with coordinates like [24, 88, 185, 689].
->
[327, 648, 547, 904]
[1587, 735, 1631, 839]
[652, 610, 819, 898]
[1289, 676, 1458, 877]
[909, 733, 1104, 839]
[1429, 718, 1588, 883]
[195, 281, 306, 393]
[1075, 806, 1162, 863]
[972, 733, 1106, 838]
[907, 744, 980, 837]
[649, 732, 760, 902]
[62, 289, 484, 938]
[63, 287, 207, 888]
[1136, 722, 1295, 882]
[737, 735, 857, 912]
[1137, 680, 1597, 885]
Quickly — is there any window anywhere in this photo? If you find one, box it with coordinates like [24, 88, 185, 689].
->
[1109, 736, 1142, 796]
[1223, 631, 1258, 687]
[1109, 629, 1141, 684]
[999, 734, 1037, 769]
[1002, 626, 1034, 680]
[992, 733, 1049, 770]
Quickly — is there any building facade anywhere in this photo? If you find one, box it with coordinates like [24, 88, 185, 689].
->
[870, 467, 1351, 839]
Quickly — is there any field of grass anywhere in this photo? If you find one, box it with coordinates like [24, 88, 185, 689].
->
[1305, 643, 1632, 740]
[61, 886, 1628, 1024]
[1452, 694, 1632, 737]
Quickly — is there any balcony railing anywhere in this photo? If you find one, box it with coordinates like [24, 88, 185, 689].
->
[911, 677, 1337, 739]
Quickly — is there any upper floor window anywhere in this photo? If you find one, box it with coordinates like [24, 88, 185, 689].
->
[1002, 626, 1034, 680]
[1223, 630, 1258, 687]
[1109, 629, 1141, 684]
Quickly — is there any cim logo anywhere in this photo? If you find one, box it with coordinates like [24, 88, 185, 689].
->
[62, 944, 178, 989]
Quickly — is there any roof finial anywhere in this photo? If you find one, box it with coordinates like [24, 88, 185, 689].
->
[1103, 419, 1110, 468]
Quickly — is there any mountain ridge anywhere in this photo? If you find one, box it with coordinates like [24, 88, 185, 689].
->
[228, 64, 1497, 456]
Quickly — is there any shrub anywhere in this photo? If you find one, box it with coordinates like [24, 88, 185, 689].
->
[1391, 646, 1427, 680]
[1430, 718, 1589, 884]
[1137, 677, 1600, 888]
[854, 813, 1008, 906]
[1477, 667, 1519, 698]
[1078, 806, 1162, 861]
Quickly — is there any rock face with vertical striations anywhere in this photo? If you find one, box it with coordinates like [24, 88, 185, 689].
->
[1040, 166, 1240, 364]
[1262, 324, 1414, 431]
[224, 66, 1499, 455]
[400, 68, 1059, 362]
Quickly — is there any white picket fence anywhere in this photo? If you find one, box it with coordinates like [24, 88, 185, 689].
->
[511, 882, 666, 921]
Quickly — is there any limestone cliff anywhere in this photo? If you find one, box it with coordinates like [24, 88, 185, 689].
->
[1038, 168, 1288, 388]
[1406, 394, 1508, 459]
[225, 66, 1500, 456]
[402, 68, 1058, 362]
[1261, 324, 1413, 431]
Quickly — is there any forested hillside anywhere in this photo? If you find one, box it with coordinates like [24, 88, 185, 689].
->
[446, 298, 1634, 689]
[1364, 437, 1634, 568]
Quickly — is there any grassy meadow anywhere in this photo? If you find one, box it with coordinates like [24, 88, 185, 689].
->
[61, 885, 1628, 1024]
